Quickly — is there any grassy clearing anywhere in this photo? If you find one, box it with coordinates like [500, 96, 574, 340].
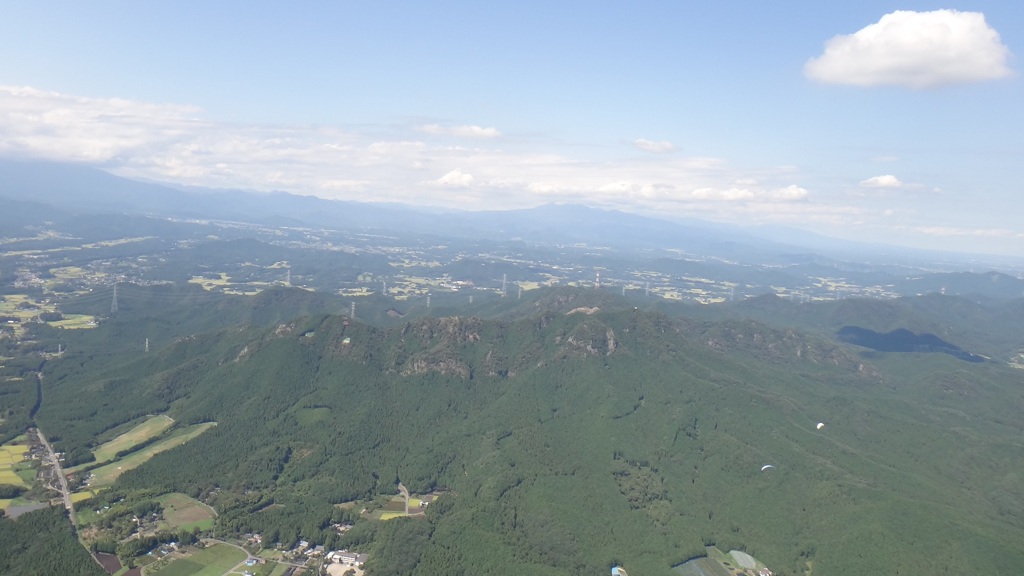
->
[158, 544, 247, 576]
[296, 407, 331, 426]
[71, 490, 98, 503]
[93, 415, 175, 464]
[266, 563, 291, 576]
[48, 314, 98, 329]
[159, 492, 217, 531]
[86, 423, 217, 488]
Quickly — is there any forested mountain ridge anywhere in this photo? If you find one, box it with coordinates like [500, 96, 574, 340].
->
[26, 290, 1024, 576]
[692, 292, 1024, 362]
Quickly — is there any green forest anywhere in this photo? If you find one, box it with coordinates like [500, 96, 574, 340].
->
[2, 284, 1024, 575]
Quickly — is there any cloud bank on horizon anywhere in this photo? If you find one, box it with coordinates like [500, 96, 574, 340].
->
[0, 6, 1021, 256]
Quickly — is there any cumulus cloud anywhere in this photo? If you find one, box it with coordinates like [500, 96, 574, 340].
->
[417, 124, 501, 138]
[432, 169, 474, 187]
[633, 138, 675, 153]
[805, 10, 1013, 88]
[0, 84, 841, 225]
[0, 85, 203, 162]
[860, 174, 903, 188]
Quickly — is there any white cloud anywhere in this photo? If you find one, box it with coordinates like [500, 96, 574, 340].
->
[913, 226, 1024, 238]
[633, 138, 675, 153]
[0, 84, 883, 232]
[805, 10, 1013, 88]
[432, 169, 474, 187]
[417, 124, 501, 138]
[860, 174, 903, 188]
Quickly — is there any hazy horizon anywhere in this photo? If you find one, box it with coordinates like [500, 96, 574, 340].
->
[2, 2, 1022, 256]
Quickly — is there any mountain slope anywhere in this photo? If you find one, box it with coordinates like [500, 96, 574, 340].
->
[33, 298, 1024, 576]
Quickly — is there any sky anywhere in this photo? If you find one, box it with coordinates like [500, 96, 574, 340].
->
[1, 1, 1022, 257]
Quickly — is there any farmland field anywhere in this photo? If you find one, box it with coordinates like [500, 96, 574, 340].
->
[0, 443, 30, 487]
[159, 492, 217, 531]
[157, 544, 246, 576]
[47, 313, 98, 329]
[70, 490, 98, 503]
[92, 414, 175, 464]
[86, 423, 217, 488]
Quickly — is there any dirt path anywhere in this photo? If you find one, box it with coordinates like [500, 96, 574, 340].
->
[398, 482, 410, 515]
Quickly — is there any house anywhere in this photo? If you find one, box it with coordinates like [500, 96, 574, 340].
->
[332, 551, 369, 567]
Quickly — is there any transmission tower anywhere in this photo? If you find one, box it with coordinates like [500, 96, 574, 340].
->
[110, 283, 119, 314]
[350, 301, 356, 319]
[502, 274, 507, 296]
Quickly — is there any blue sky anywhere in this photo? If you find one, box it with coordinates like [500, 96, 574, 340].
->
[1, 1, 1022, 256]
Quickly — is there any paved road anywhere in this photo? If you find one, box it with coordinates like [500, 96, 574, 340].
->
[34, 426, 76, 527]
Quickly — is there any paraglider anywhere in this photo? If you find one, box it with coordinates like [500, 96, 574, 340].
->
[760, 464, 775, 472]
[816, 422, 825, 430]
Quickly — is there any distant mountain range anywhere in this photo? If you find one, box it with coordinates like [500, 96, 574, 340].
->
[4, 157, 1018, 267]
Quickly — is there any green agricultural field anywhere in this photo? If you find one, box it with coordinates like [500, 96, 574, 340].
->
[93, 414, 175, 464]
[48, 314, 98, 329]
[0, 443, 30, 487]
[86, 423, 217, 488]
[70, 490, 98, 504]
[189, 273, 231, 290]
[159, 492, 217, 531]
[156, 544, 247, 576]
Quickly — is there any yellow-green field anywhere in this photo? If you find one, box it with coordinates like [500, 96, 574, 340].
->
[47, 314, 98, 329]
[0, 444, 30, 487]
[149, 543, 246, 576]
[83, 422, 217, 489]
[158, 492, 217, 531]
[0, 294, 97, 334]
[189, 272, 276, 295]
[189, 273, 231, 289]
[67, 414, 175, 473]
[339, 287, 374, 296]
[93, 415, 175, 464]
[71, 490, 98, 503]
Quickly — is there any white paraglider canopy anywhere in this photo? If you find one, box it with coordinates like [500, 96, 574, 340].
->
[760, 464, 775, 472]
[816, 422, 825, 430]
